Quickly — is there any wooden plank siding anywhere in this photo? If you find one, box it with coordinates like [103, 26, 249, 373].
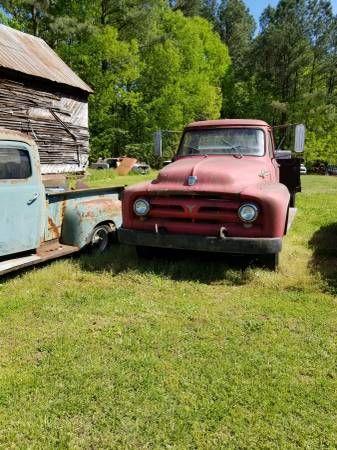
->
[0, 77, 90, 174]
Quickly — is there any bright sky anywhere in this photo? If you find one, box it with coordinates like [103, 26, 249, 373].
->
[246, 0, 337, 24]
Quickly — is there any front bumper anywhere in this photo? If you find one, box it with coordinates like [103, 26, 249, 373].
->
[118, 229, 282, 255]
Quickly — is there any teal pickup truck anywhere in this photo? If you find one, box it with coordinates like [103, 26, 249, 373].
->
[0, 129, 122, 275]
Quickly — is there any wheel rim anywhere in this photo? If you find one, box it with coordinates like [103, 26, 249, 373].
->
[91, 227, 109, 252]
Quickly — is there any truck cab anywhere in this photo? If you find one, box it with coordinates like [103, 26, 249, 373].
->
[118, 119, 304, 269]
[0, 129, 122, 275]
[1, 136, 44, 256]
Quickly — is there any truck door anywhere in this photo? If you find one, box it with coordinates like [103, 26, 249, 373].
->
[0, 141, 43, 257]
[276, 153, 301, 207]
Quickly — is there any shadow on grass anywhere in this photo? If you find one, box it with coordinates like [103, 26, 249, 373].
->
[309, 223, 337, 295]
[78, 243, 262, 285]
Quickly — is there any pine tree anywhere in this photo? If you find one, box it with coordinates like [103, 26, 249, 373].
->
[168, 0, 201, 16]
[217, 0, 255, 72]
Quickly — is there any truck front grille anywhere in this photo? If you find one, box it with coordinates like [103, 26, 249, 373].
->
[130, 195, 263, 237]
[148, 195, 241, 224]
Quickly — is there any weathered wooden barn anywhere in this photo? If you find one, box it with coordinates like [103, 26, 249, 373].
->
[0, 24, 93, 174]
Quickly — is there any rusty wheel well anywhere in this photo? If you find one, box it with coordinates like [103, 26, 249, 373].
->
[95, 220, 116, 233]
[87, 221, 117, 248]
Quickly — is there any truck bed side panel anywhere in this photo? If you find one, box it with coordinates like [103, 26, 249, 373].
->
[46, 188, 122, 248]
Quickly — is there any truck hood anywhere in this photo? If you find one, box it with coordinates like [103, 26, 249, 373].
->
[151, 155, 269, 194]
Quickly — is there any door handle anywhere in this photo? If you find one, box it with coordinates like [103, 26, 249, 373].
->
[27, 193, 39, 205]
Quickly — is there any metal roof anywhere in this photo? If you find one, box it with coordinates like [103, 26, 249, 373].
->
[0, 25, 93, 93]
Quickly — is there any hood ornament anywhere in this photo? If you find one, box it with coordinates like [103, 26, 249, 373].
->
[187, 175, 198, 186]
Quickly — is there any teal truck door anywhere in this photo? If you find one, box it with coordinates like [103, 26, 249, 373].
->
[0, 141, 43, 257]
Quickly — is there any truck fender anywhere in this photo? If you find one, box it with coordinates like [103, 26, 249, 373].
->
[241, 182, 290, 238]
[261, 183, 290, 237]
[61, 198, 122, 249]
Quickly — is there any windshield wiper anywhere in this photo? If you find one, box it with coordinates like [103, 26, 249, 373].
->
[220, 138, 243, 158]
[232, 146, 243, 159]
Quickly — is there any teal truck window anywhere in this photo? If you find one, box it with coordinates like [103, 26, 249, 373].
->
[0, 148, 32, 179]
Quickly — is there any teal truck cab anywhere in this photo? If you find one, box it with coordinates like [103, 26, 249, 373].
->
[0, 129, 122, 275]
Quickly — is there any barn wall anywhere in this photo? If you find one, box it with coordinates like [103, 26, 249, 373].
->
[0, 77, 90, 174]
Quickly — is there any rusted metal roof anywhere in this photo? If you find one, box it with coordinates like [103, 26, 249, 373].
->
[0, 25, 93, 93]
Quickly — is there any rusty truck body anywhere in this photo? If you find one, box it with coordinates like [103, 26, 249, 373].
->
[118, 119, 305, 269]
[0, 129, 122, 275]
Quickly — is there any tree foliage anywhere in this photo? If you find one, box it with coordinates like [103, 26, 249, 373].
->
[218, 0, 255, 71]
[220, 0, 337, 163]
[1, 0, 337, 163]
[1, 0, 229, 160]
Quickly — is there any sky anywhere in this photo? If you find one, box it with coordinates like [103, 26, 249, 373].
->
[246, 0, 337, 24]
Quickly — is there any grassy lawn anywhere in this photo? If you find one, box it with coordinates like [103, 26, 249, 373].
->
[0, 174, 337, 448]
[82, 168, 158, 188]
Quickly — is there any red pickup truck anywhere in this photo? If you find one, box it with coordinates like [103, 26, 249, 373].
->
[118, 119, 304, 269]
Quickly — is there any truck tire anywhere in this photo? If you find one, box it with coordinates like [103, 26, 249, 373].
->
[284, 206, 290, 235]
[262, 253, 279, 271]
[90, 224, 113, 253]
[289, 192, 296, 208]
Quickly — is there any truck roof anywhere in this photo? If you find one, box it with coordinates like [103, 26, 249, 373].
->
[0, 128, 36, 147]
[186, 119, 270, 129]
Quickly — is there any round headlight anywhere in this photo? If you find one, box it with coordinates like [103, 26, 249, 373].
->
[133, 198, 150, 216]
[238, 203, 259, 223]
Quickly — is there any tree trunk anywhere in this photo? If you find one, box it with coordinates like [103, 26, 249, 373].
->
[32, 3, 39, 36]
[100, 0, 109, 73]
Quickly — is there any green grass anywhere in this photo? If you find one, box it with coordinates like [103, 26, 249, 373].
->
[84, 168, 158, 188]
[1, 174, 337, 448]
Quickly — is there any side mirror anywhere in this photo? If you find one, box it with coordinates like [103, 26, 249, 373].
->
[294, 124, 305, 153]
[275, 150, 292, 160]
[154, 130, 163, 157]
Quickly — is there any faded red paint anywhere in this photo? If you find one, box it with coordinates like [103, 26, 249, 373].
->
[121, 120, 290, 241]
[186, 119, 270, 129]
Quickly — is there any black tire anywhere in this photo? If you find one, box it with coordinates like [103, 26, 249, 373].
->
[289, 192, 296, 208]
[89, 224, 114, 253]
[262, 253, 279, 271]
[284, 207, 290, 235]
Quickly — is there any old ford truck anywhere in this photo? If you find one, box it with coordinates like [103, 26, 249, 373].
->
[118, 119, 305, 269]
[0, 129, 122, 275]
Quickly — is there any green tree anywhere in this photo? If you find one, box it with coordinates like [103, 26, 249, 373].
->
[136, 10, 230, 138]
[218, 0, 255, 72]
[43, 1, 230, 157]
[200, 0, 218, 24]
[2, 0, 49, 35]
[306, 0, 334, 94]
[252, 0, 311, 124]
[218, 0, 256, 119]
[57, 24, 141, 158]
[168, 0, 201, 16]
[0, 8, 10, 25]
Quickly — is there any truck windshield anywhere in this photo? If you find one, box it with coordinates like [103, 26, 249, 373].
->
[178, 128, 265, 157]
